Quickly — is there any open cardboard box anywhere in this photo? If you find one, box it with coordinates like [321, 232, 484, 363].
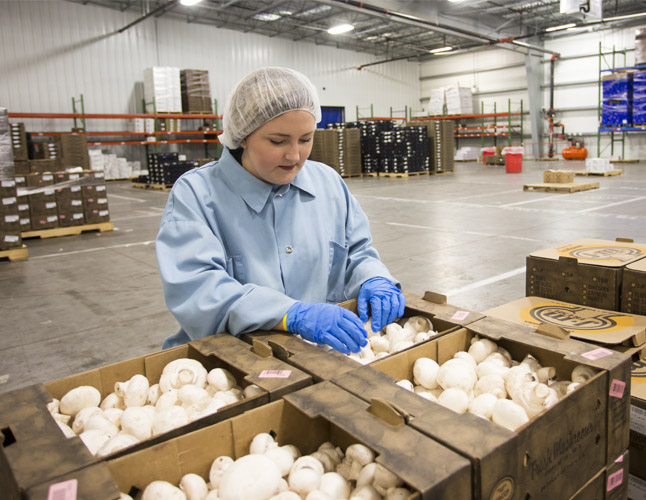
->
[526, 238, 646, 311]
[243, 291, 483, 382]
[0, 334, 311, 498]
[630, 350, 646, 484]
[106, 382, 472, 499]
[332, 316, 632, 500]
[622, 258, 646, 315]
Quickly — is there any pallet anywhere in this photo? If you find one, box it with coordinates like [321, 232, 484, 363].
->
[574, 169, 623, 177]
[340, 173, 364, 179]
[535, 158, 562, 162]
[362, 172, 379, 177]
[432, 170, 454, 175]
[379, 171, 430, 178]
[131, 182, 173, 191]
[21, 221, 114, 239]
[107, 177, 139, 182]
[0, 245, 28, 262]
[610, 159, 640, 164]
[523, 181, 600, 193]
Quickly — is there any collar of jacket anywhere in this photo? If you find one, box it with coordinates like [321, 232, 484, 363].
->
[219, 147, 316, 214]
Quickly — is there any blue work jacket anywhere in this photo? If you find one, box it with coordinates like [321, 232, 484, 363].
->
[156, 147, 396, 348]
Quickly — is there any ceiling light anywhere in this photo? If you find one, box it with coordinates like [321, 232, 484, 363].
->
[328, 24, 354, 35]
[545, 23, 576, 32]
[430, 46, 453, 53]
[180, 0, 203, 6]
[252, 13, 281, 21]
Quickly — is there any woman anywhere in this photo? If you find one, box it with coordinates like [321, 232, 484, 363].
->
[156, 67, 405, 353]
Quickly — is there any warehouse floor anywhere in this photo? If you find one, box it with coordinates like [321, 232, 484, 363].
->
[2, 159, 645, 394]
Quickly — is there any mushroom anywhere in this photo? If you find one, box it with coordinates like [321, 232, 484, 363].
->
[269, 493, 301, 500]
[56, 421, 76, 438]
[142, 480, 187, 500]
[155, 389, 180, 411]
[395, 379, 414, 392]
[403, 316, 433, 333]
[84, 414, 119, 438]
[474, 374, 507, 399]
[414, 331, 432, 343]
[453, 351, 477, 369]
[147, 384, 162, 406]
[159, 359, 208, 393]
[120, 493, 134, 500]
[243, 385, 264, 398]
[349, 485, 381, 500]
[96, 432, 140, 457]
[310, 451, 336, 473]
[492, 399, 529, 431]
[504, 365, 536, 401]
[437, 388, 470, 414]
[250, 432, 278, 454]
[121, 406, 154, 441]
[385, 487, 413, 500]
[536, 367, 556, 384]
[266, 447, 295, 476]
[372, 464, 403, 496]
[289, 467, 322, 497]
[209, 456, 234, 489]
[512, 382, 559, 417]
[100, 392, 126, 411]
[152, 406, 189, 435]
[319, 472, 350, 499]
[571, 365, 596, 383]
[305, 492, 333, 500]
[468, 393, 498, 420]
[468, 338, 498, 363]
[178, 384, 211, 409]
[103, 407, 124, 428]
[204, 491, 221, 500]
[180, 473, 209, 500]
[120, 374, 150, 408]
[219, 454, 282, 500]
[368, 336, 390, 354]
[72, 406, 104, 434]
[476, 361, 509, 379]
[79, 429, 111, 455]
[207, 368, 237, 392]
[436, 358, 477, 392]
[59, 386, 101, 417]
[412, 357, 439, 390]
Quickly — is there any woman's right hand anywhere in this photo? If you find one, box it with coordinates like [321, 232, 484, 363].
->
[285, 302, 368, 354]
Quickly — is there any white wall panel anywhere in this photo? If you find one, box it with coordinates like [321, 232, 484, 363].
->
[0, 0, 419, 152]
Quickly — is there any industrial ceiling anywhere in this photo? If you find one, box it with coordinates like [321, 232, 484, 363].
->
[65, 0, 646, 60]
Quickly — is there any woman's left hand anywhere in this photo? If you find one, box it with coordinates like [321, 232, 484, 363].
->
[357, 277, 406, 332]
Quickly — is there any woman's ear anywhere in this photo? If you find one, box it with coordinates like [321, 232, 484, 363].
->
[240, 138, 247, 148]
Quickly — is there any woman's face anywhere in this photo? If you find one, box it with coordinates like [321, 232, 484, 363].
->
[240, 110, 316, 185]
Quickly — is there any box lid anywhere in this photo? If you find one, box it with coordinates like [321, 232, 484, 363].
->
[633, 352, 646, 401]
[627, 258, 646, 272]
[484, 296, 646, 347]
[529, 239, 646, 268]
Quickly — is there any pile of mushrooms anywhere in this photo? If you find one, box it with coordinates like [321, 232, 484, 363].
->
[396, 336, 596, 431]
[47, 358, 262, 457]
[129, 433, 411, 500]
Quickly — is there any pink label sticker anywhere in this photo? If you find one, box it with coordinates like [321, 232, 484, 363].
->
[451, 311, 469, 321]
[581, 347, 613, 360]
[607, 470, 623, 492]
[259, 369, 292, 379]
[47, 479, 77, 500]
[615, 455, 624, 463]
[609, 379, 626, 399]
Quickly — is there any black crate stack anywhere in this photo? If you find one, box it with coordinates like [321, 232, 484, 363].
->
[408, 120, 455, 174]
[343, 120, 394, 174]
[181, 69, 213, 114]
[147, 153, 197, 186]
[377, 126, 430, 174]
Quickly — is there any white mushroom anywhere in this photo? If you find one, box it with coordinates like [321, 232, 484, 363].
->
[56, 421, 76, 438]
[436, 358, 477, 392]
[180, 473, 209, 500]
[250, 433, 278, 455]
[319, 472, 350, 499]
[482, 352, 511, 368]
[59, 386, 101, 417]
[520, 354, 542, 373]
[96, 432, 140, 457]
[79, 429, 111, 455]
[403, 316, 433, 333]
[243, 385, 264, 398]
[121, 406, 154, 441]
[571, 365, 596, 383]
[476, 361, 510, 379]
[152, 406, 189, 435]
[356, 463, 377, 487]
[283, 444, 303, 461]
[178, 384, 211, 409]
[219, 454, 282, 500]
[50, 412, 71, 426]
[349, 485, 381, 500]
[468, 338, 498, 363]
[385, 487, 413, 500]
[536, 367, 556, 384]
[100, 392, 126, 411]
[289, 467, 322, 497]
[120, 493, 134, 500]
[147, 384, 162, 406]
[310, 451, 336, 473]
[395, 379, 414, 392]
[437, 388, 470, 414]
[372, 464, 403, 496]
[504, 365, 536, 401]
[72, 406, 104, 434]
[122, 374, 150, 408]
[412, 357, 439, 390]
[566, 382, 581, 393]
[492, 399, 529, 431]
[345, 444, 375, 467]
[414, 331, 432, 343]
[453, 351, 477, 369]
[266, 447, 295, 476]
[142, 480, 187, 500]
[204, 491, 220, 500]
[159, 359, 208, 393]
[270, 493, 301, 500]
[305, 491, 333, 500]
[368, 336, 390, 354]
[390, 340, 414, 353]
[47, 399, 60, 414]
[84, 414, 119, 438]
[207, 368, 237, 392]
[209, 456, 234, 489]
[103, 407, 124, 428]
[474, 374, 507, 399]
[291, 456, 325, 476]
[468, 393, 498, 420]
[155, 389, 179, 411]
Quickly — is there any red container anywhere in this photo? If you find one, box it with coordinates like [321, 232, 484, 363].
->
[505, 153, 522, 173]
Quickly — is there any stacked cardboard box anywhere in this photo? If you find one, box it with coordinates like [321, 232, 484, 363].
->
[445, 84, 473, 115]
[586, 157, 613, 173]
[428, 87, 445, 115]
[181, 69, 212, 113]
[54, 172, 85, 228]
[622, 258, 646, 315]
[29, 158, 61, 173]
[147, 152, 197, 185]
[0, 109, 22, 251]
[9, 122, 28, 161]
[310, 128, 362, 177]
[144, 66, 182, 113]
[543, 170, 575, 183]
[602, 72, 633, 126]
[81, 172, 110, 224]
[55, 134, 89, 169]
[378, 126, 430, 174]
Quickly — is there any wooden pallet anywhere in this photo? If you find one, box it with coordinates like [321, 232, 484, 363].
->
[523, 181, 600, 193]
[21, 221, 114, 239]
[432, 170, 455, 175]
[107, 177, 139, 182]
[0, 245, 28, 262]
[574, 169, 623, 177]
[610, 159, 639, 163]
[379, 171, 430, 178]
[535, 158, 562, 161]
[340, 173, 364, 179]
[131, 182, 173, 191]
[362, 172, 379, 177]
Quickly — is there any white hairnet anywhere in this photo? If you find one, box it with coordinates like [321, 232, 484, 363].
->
[219, 67, 322, 150]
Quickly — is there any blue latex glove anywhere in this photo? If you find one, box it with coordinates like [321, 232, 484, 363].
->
[286, 302, 368, 354]
[357, 277, 406, 332]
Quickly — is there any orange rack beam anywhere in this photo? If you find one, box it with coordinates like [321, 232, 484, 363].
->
[8, 112, 222, 120]
[87, 139, 221, 146]
[31, 130, 222, 137]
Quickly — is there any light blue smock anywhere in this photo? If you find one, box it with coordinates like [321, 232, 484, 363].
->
[156, 147, 397, 348]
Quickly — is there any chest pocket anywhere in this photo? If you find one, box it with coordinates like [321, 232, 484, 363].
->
[327, 240, 349, 303]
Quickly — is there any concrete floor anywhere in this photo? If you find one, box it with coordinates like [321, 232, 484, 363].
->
[1, 159, 645, 395]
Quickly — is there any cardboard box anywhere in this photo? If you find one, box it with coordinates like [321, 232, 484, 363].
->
[630, 474, 646, 500]
[0, 335, 311, 495]
[20, 463, 121, 500]
[622, 258, 646, 315]
[332, 317, 632, 500]
[526, 238, 646, 311]
[543, 170, 575, 183]
[631, 353, 646, 482]
[484, 296, 646, 349]
[244, 291, 482, 382]
[107, 382, 472, 499]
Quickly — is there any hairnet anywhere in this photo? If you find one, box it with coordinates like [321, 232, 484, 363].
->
[219, 67, 322, 150]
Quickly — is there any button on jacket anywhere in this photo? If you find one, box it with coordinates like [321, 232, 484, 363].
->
[156, 147, 397, 348]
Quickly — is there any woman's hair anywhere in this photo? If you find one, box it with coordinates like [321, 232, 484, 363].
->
[219, 67, 321, 149]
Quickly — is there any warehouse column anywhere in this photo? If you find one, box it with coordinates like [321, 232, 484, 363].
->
[525, 49, 544, 158]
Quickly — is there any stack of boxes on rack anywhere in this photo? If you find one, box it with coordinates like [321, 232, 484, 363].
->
[181, 69, 213, 114]
[310, 126, 362, 178]
[0, 109, 22, 252]
[445, 85, 474, 115]
[8, 124, 110, 232]
[428, 88, 445, 116]
[144, 67, 182, 133]
[602, 72, 633, 126]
